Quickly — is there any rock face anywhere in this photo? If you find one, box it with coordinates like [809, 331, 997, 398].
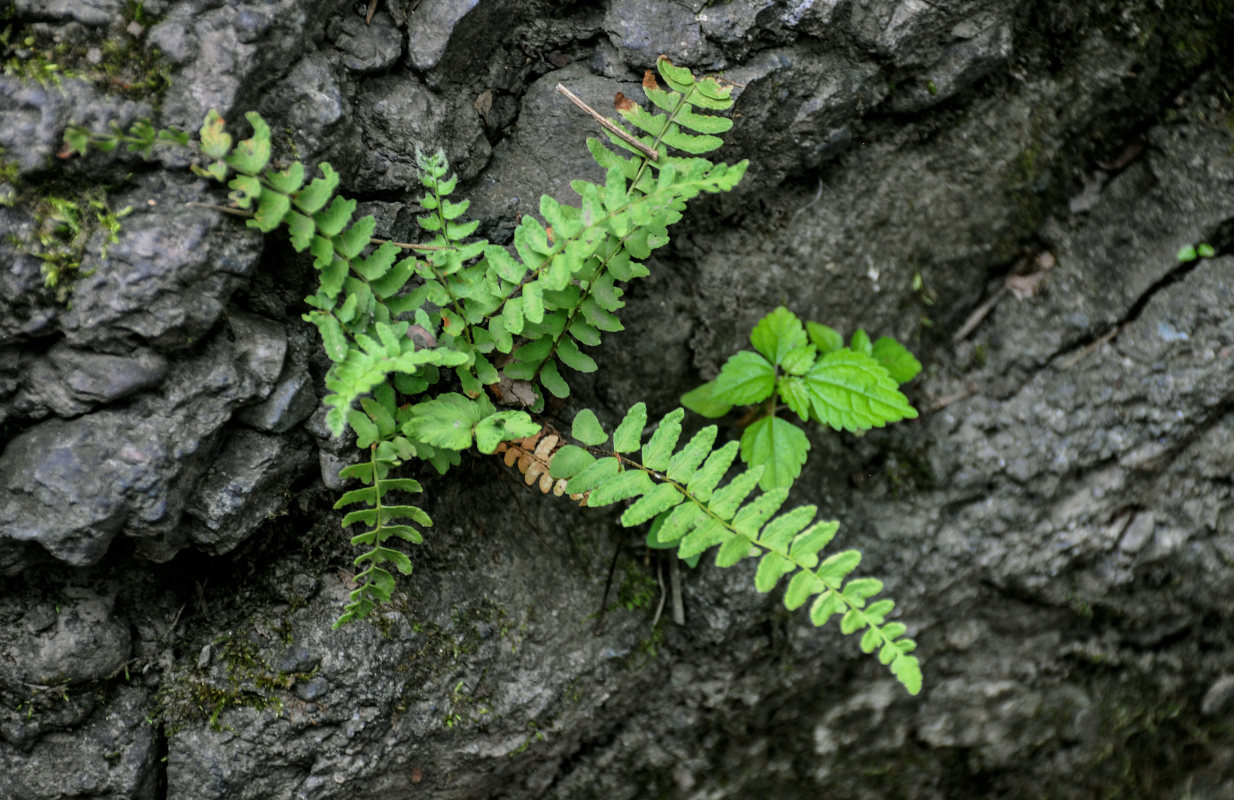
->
[2, 1, 1233, 799]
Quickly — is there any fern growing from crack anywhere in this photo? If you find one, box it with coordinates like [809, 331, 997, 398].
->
[64, 57, 923, 694]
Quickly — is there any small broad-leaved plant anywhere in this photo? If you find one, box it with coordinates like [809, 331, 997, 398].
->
[682, 307, 922, 491]
[65, 57, 923, 694]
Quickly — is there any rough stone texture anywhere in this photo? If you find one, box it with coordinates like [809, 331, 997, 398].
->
[1, 1, 1233, 799]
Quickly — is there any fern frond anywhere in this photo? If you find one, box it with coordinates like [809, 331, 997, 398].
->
[544, 404, 923, 695]
[333, 440, 430, 628]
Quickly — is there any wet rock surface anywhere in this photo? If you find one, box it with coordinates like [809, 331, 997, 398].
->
[1, 1, 1233, 799]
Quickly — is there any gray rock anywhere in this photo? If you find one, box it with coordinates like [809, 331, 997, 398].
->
[57, 174, 262, 355]
[0, 314, 289, 568]
[466, 64, 620, 233]
[605, 0, 710, 68]
[11, 0, 125, 27]
[884, 19, 1014, 112]
[234, 366, 317, 434]
[7, 343, 168, 421]
[330, 11, 403, 72]
[181, 428, 315, 556]
[353, 73, 491, 192]
[0, 685, 158, 800]
[4, 586, 130, 686]
[4, 1, 1234, 799]
[261, 51, 352, 165]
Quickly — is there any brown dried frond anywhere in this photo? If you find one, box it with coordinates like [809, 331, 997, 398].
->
[494, 428, 587, 505]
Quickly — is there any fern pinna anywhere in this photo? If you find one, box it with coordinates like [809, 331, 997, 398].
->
[64, 57, 922, 694]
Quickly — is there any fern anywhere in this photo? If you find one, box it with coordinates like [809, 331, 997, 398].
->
[332, 438, 429, 627]
[64, 58, 923, 695]
[544, 403, 922, 695]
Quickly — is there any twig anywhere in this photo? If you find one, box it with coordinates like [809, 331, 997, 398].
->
[651, 559, 667, 628]
[184, 202, 445, 251]
[593, 539, 622, 636]
[668, 557, 684, 626]
[555, 83, 659, 161]
[952, 285, 1007, 342]
[1059, 324, 1121, 369]
[927, 384, 979, 413]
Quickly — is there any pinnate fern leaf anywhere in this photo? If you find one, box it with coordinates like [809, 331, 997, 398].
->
[546, 404, 922, 694]
[333, 444, 429, 628]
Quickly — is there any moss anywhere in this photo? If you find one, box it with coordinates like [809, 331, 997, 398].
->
[155, 631, 316, 733]
[6, 183, 131, 302]
[0, 2, 171, 105]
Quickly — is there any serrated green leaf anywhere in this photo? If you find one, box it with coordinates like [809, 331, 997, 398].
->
[665, 425, 718, 482]
[712, 350, 775, 405]
[806, 322, 844, 354]
[641, 408, 684, 470]
[802, 349, 918, 432]
[654, 502, 707, 545]
[621, 483, 684, 526]
[681, 380, 733, 418]
[286, 211, 315, 252]
[677, 518, 728, 561]
[337, 215, 377, 259]
[788, 520, 840, 569]
[754, 550, 796, 593]
[784, 570, 826, 610]
[739, 415, 810, 491]
[750, 307, 808, 365]
[566, 457, 621, 494]
[404, 393, 487, 450]
[779, 344, 817, 376]
[709, 468, 763, 520]
[871, 337, 922, 384]
[715, 535, 756, 567]
[347, 409, 380, 448]
[842, 577, 884, 605]
[266, 161, 305, 194]
[198, 110, 232, 160]
[732, 488, 789, 537]
[227, 174, 262, 209]
[571, 409, 608, 446]
[250, 189, 291, 233]
[305, 311, 348, 362]
[586, 469, 655, 507]
[548, 445, 595, 479]
[809, 591, 846, 626]
[315, 195, 357, 237]
[817, 549, 862, 582]
[612, 402, 647, 453]
[757, 505, 817, 552]
[686, 439, 739, 501]
[850, 328, 873, 356]
[294, 163, 340, 215]
[225, 112, 272, 174]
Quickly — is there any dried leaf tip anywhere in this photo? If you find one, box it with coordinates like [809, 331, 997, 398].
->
[642, 70, 659, 92]
[614, 92, 636, 113]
